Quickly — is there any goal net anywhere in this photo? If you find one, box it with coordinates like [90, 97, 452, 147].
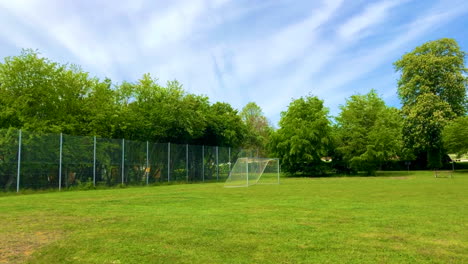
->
[224, 157, 279, 187]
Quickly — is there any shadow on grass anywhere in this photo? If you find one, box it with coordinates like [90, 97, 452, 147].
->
[286, 169, 468, 178]
[0, 180, 221, 197]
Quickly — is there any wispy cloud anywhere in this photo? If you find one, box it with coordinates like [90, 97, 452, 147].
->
[337, 0, 405, 40]
[0, 0, 467, 124]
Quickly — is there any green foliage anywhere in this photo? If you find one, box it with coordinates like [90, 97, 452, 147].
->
[443, 116, 468, 156]
[402, 93, 455, 153]
[270, 96, 331, 175]
[394, 38, 467, 168]
[114, 74, 210, 143]
[68, 178, 95, 190]
[0, 128, 19, 191]
[198, 102, 246, 147]
[0, 49, 115, 136]
[394, 38, 467, 116]
[427, 148, 443, 170]
[335, 90, 403, 175]
[82, 78, 118, 138]
[0, 50, 245, 147]
[240, 102, 272, 155]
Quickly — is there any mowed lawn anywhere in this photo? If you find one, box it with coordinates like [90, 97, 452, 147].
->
[0, 171, 467, 263]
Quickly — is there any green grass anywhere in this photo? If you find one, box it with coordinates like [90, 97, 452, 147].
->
[0, 171, 467, 263]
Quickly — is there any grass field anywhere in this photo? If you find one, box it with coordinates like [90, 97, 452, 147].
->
[0, 171, 467, 263]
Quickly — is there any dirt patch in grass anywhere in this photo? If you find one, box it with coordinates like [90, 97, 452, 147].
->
[0, 231, 63, 264]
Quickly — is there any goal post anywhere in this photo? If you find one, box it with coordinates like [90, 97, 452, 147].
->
[224, 157, 280, 187]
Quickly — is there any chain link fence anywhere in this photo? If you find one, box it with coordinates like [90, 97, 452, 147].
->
[0, 128, 257, 192]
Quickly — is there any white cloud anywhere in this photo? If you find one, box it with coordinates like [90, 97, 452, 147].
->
[0, 0, 122, 77]
[0, 0, 467, 125]
[337, 0, 405, 40]
[231, 0, 344, 82]
[312, 2, 468, 116]
[240, 0, 468, 122]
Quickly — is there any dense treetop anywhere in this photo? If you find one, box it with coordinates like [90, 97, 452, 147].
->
[334, 90, 403, 175]
[270, 96, 332, 174]
[1, 37, 467, 175]
[394, 38, 467, 169]
[0, 50, 248, 148]
[395, 38, 467, 116]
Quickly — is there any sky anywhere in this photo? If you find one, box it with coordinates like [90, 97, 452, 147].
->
[0, 0, 467, 126]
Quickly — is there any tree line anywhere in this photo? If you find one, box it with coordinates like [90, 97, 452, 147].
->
[0, 50, 270, 151]
[271, 38, 467, 175]
[1, 38, 467, 176]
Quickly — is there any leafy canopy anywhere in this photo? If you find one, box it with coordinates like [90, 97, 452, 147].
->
[270, 96, 331, 175]
[0, 49, 95, 134]
[394, 38, 467, 116]
[394, 38, 467, 168]
[335, 90, 403, 175]
[240, 102, 272, 155]
[0, 50, 246, 147]
[443, 116, 468, 156]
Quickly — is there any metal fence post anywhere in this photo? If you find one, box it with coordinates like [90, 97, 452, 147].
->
[167, 142, 170, 182]
[202, 145, 204, 182]
[16, 130, 22, 193]
[93, 136, 96, 187]
[146, 141, 149, 185]
[246, 157, 249, 186]
[186, 144, 189, 182]
[277, 158, 280, 184]
[121, 139, 125, 184]
[228, 147, 231, 173]
[278, 159, 281, 184]
[59, 133, 63, 191]
[216, 146, 219, 181]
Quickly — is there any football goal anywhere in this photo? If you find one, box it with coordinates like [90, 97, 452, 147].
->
[224, 157, 280, 187]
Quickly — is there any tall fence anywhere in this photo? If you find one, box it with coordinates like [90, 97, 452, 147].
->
[0, 129, 258, 192]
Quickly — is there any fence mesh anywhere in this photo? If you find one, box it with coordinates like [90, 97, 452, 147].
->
[62, 134, 94, 188]
[0, 129, 19, 191]
[0, 129, 264, 191]
[95, 137, 122, 186]
[148, 143, 168, 183]
[21, 131, 60, 189]
[169, 143, 186, 182]
[218, 146, 230, 182]
[124, 140, 147, 185]
[188, 144, 203, 182]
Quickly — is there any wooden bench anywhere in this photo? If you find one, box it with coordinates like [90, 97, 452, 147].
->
[434, 170, 453, 178]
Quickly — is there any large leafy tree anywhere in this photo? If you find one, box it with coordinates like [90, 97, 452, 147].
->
[335, 90, 403, 175]
[270, 96, 331, 175]
[394, 38, 467, 168]
[0, 50, 250, 149]
[443, 116, 468, 156]
[0, 49, 84, 133]
[403, 93, 456, 168]
[240, 102, 272, 155]
[196, 102, 246, 147]
[0, 49, 114, 136]
[114, 74, 209, 143]
[81, 78, 118, 138]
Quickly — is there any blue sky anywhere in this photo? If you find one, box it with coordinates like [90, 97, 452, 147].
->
[0, 0, 467, 126]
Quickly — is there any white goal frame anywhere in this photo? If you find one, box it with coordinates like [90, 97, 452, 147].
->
[224, 157, 280, 187]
